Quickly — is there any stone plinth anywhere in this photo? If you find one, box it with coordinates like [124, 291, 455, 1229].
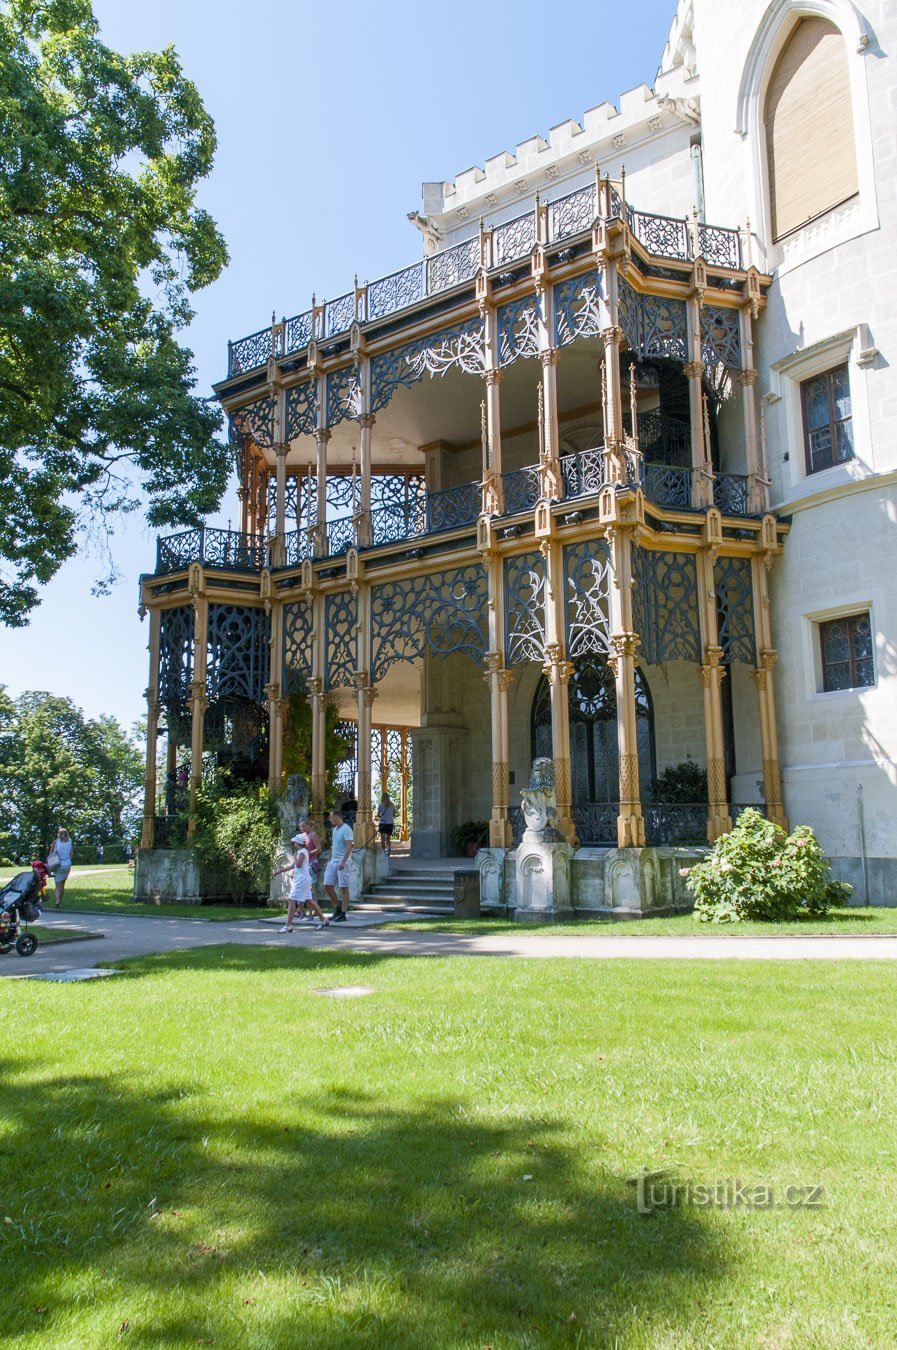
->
[515, 839, 574, 922]
[135, 848, 202, 904]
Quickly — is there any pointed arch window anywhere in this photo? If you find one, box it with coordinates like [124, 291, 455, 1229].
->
[765, 17, 858, 240]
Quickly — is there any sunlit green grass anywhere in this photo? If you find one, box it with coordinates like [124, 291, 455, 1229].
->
[0, 866, 275, 923]
[1, 947, 895, 1346]
[383, 906, 897, 937]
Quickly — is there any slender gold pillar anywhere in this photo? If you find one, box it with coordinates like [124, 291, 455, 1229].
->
[696, 549, 733, 841]
[187, 593, 209, 840]
[750, 553, 787, 829]
[399, 729, 410, 842]
[266, 599, 284, 793]
[354, 678, 377, 848]
[141, 605, 162, 849]
[608, 527, 645, 847]
[542, 537, 576, 844]
[358, 412, 375, 545]
[314, 428, 330, 555]
[539, 351, 563, 499]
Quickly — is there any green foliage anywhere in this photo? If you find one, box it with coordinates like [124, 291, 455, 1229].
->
[0, 686, 143, 858]
[0, 0, 229, 624]
[651, 755, 708, 804]
[685, 808, 852, 923]
[450, 820, 489, 852]
[193, 782, 278, 899]
[281, 692, 354, 804]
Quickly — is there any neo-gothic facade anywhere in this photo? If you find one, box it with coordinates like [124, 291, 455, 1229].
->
[138, 0, 896, 910]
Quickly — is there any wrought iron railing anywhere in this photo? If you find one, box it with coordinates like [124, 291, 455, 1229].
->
[502, 464, 542, 514]
[279, 528, 313, 568]
[642, 462, 692, 510]
[327, 515, 356, 557]
[229, 186, 744, 375]
[426, 481, 481, 534]
[572, 802, 619, 846]
[714, 473, 750, 516]
[644, 803, 709, 846]
[627, 410, 690, 464]
[155, 527, 266, 575]
[561, 446, 606, 499]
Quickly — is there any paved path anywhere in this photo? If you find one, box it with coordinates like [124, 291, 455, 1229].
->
[2, 911, 897, 978]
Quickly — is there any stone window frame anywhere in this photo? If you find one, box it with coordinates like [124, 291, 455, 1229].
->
[736, 0, 879, 277]
[768, 325, 875, 503]
[818, 611, 874, 692]
[800, 362, 854, 476]
[802, 599, 876, 700]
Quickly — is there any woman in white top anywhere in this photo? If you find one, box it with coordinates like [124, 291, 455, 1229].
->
[52, 828, 74, 908]
[271, 833, 330, 933]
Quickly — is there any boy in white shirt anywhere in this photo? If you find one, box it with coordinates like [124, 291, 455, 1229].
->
[272, 833, 330, 932]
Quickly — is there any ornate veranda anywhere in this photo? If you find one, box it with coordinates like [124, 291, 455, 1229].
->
[138, 174, 788, 877]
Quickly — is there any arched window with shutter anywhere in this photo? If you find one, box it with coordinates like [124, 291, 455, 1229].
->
[765, 17, 859, 240]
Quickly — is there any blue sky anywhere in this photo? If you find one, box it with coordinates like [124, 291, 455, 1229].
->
[0, 0, 676, 730]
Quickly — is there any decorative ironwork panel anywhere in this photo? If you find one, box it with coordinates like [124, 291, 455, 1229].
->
[701, 305, 741, 370]
[333, 720, 358, 799]
[206, 605, 270, 703]
[286, 381, 316, 439]
[629, 210, 689, 260]
[370, 318, 484, 413]
[504, 551, 546, 666]
[284, 309, 313, 355]
[548, 184, 596, 241]
[279, 529, 311, 568]
[643, 462, 692, 510]
[324, 292, 355, 337]
[158, 606, 195, 709]
[370, 565, 488, 682]
[325, 474, 357, 517]
[231, 394, 276, 449]
[426, 481, 481, 533]
[561, 446, 606, 499]
[204, 529, 266, 570]
[616, 278, 687, 362]
[325, 591, 358, 690]
[632, 410, 690, 466]
[426, 237, 480, 294]
[565, 540, 612, 658]
[498, 293, 541, 366]
[327, 515, 356, 557]
[229, 326, 276, 377]
[282, 600, 314, 695]
[326, 364, 363, 428]
[370, 473, 426, 513]
[715, 556, 756, 665]
[554, 268, 603, 347]
[714, 473, 750, 516]
[367, 261, 425, 320]
[493, 212, 536, 267]
[644, 803, 708, 845]
[633, 548, 701, 665]
[697, 224, 741, 270]
[156, 529, 201, 574]
[571, 802, 619, 846]
[502, 464, 541, 514]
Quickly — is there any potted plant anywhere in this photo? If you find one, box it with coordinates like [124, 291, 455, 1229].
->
[450, 820, 489, 857]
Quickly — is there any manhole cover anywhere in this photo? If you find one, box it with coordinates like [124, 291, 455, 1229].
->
[30, 968, 120, 983]
[312, 986, 375, 999]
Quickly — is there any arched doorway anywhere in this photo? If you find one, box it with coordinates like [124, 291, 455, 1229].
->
[531, 655, 655, 842]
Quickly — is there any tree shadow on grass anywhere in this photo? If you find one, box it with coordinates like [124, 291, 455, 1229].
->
[1, 963, 733, 1347]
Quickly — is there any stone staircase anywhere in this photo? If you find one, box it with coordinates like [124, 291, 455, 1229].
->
[358, 860, 467, 916]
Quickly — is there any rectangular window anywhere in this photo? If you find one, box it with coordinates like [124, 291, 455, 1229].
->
[801, 364, 854, 474]
[819, 612, 874, 691]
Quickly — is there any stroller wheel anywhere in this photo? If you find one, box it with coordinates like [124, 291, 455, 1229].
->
[15, 933, 37, 957]
[0, 942, 12, 955]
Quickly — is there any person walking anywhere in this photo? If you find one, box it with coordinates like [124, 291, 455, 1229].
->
[297, 816, 323, 920]
[272, 833, 330, 932]
[50, 828, 73, 908]
[376, 792, 395, 856]
[324, 808, 353, 922]
[96, 843, 104, 865]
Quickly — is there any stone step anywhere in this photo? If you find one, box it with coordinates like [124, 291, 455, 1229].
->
[372, 878, 456, 893]
[356, 898, 453, 915]
[363, 888, 454, 904]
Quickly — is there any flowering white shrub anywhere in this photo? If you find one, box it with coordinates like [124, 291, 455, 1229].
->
[683, 808, 852, 923]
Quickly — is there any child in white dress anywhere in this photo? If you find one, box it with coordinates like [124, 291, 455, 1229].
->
[272, 833, 330, 932]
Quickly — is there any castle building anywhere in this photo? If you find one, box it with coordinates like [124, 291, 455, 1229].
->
[138, 0, 896, 913]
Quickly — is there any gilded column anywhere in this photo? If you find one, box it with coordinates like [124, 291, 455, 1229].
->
[358, 411, 375, 546]
[187, 591, 209, 839]
[696, 549, 733, 841]
[314, 427, 330, 556]
[354, 679, 378, 849]
[141, 605, 162, 850]
[266, 599, 284, 793]
[399, 729, 410, 841]
[309, 581, 327, 824]
[483, 652, 513, 848]
[685, 295, 712, 507]
[751, 552, 787, 829]
[481, 297, 505, 514]
[608, 527, 646, 848]
[539, 351, 563, 500]
[542, 537, 575, 844]
[601, 325, 625, 483]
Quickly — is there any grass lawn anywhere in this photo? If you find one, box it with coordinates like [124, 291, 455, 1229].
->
[1, 947, 895, 1346]
[382, 906, 897, 937]
[0, 867, 275, 924]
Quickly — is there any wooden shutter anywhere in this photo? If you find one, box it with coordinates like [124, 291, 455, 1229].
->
[765, 18, 859, 240]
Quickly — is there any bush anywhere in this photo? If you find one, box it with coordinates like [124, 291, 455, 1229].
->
[685, 808, 852, 923]
[194, 784, 279, 900]
[651, 756, 708, 805]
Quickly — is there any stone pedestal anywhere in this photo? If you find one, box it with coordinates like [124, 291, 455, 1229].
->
[477, 847, 508, 909]
[515, 839, 574, 922]
[603, 847, 662, 915]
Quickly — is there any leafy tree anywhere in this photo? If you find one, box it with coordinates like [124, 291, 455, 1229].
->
[0, 0, 229, 624]
[193, 782, 278, 901]
[0, 689, 144, 857]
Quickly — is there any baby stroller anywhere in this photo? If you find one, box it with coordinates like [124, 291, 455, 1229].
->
[0, 867, 44, 957]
